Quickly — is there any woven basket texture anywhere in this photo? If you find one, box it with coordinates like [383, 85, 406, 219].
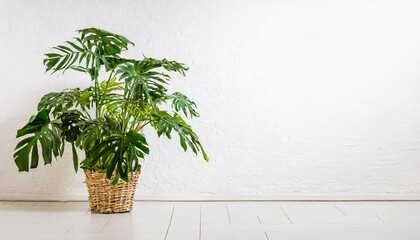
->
[84, 169, 140, 214]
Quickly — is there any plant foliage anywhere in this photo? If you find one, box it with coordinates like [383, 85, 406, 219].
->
[14, 28, 208, 183]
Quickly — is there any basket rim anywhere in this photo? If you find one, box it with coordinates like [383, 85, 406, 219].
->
[84, 167, 141, 183]
[83, 166, 141, 174]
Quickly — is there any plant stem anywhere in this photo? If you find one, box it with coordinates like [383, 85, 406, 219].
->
[98, 70, 115, 112]
[121, 78, 130, 133]
[94, 77, 100, 118]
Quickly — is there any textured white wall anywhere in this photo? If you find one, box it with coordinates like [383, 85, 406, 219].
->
[1, 0, 420, 200]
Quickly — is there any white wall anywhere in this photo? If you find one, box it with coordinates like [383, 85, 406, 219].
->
[1, 0, 420, 200]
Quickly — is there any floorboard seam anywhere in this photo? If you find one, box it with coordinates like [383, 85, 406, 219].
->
[164, 206, 175, 240]
[376, 214, 385, 223]
[199, 205, 202, 240]
[36, 212, 51, 224]
[99, 215, 112, 233]
[225, 205, 231, 223]
[257, 215, 262, 224]
[280, 206, 293, 224]
[335, 205, 347, 216]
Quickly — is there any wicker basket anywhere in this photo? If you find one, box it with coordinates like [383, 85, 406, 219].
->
[84, 168, 141, 214]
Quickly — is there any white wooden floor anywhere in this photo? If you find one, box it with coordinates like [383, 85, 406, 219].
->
[1, 201, 420, 240]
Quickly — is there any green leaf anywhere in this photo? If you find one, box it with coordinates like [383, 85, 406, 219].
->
[150, 111, 208, 161]
[106, 152, 119, 179]
[16, 110, 49, 137]
[30, 143, 39, 169]
[180, 136, 187, 151]
[38, 89, 92, 118]
[40, 136, 52, 165]
[44, 28, 134, 77]
[126, 130, 149, 154]
[71, 142, 78, 172]
[167, 92, 199, 118]
[111, 170, 120, 185]
[15, 136, 34, 150]
[119, 163, 129, 182]
[116, 57, 188, 104]
[14, 110, 60, 171]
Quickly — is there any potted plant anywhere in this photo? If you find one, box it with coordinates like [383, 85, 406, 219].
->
[13, 28, 208, 213]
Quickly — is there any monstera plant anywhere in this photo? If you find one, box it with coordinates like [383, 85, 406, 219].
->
[13, 28, 208, 213]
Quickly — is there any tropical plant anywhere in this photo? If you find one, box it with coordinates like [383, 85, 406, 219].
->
[14, 28, 208, 183]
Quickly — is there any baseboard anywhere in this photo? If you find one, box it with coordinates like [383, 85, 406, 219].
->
[1, 194, 420, 201]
